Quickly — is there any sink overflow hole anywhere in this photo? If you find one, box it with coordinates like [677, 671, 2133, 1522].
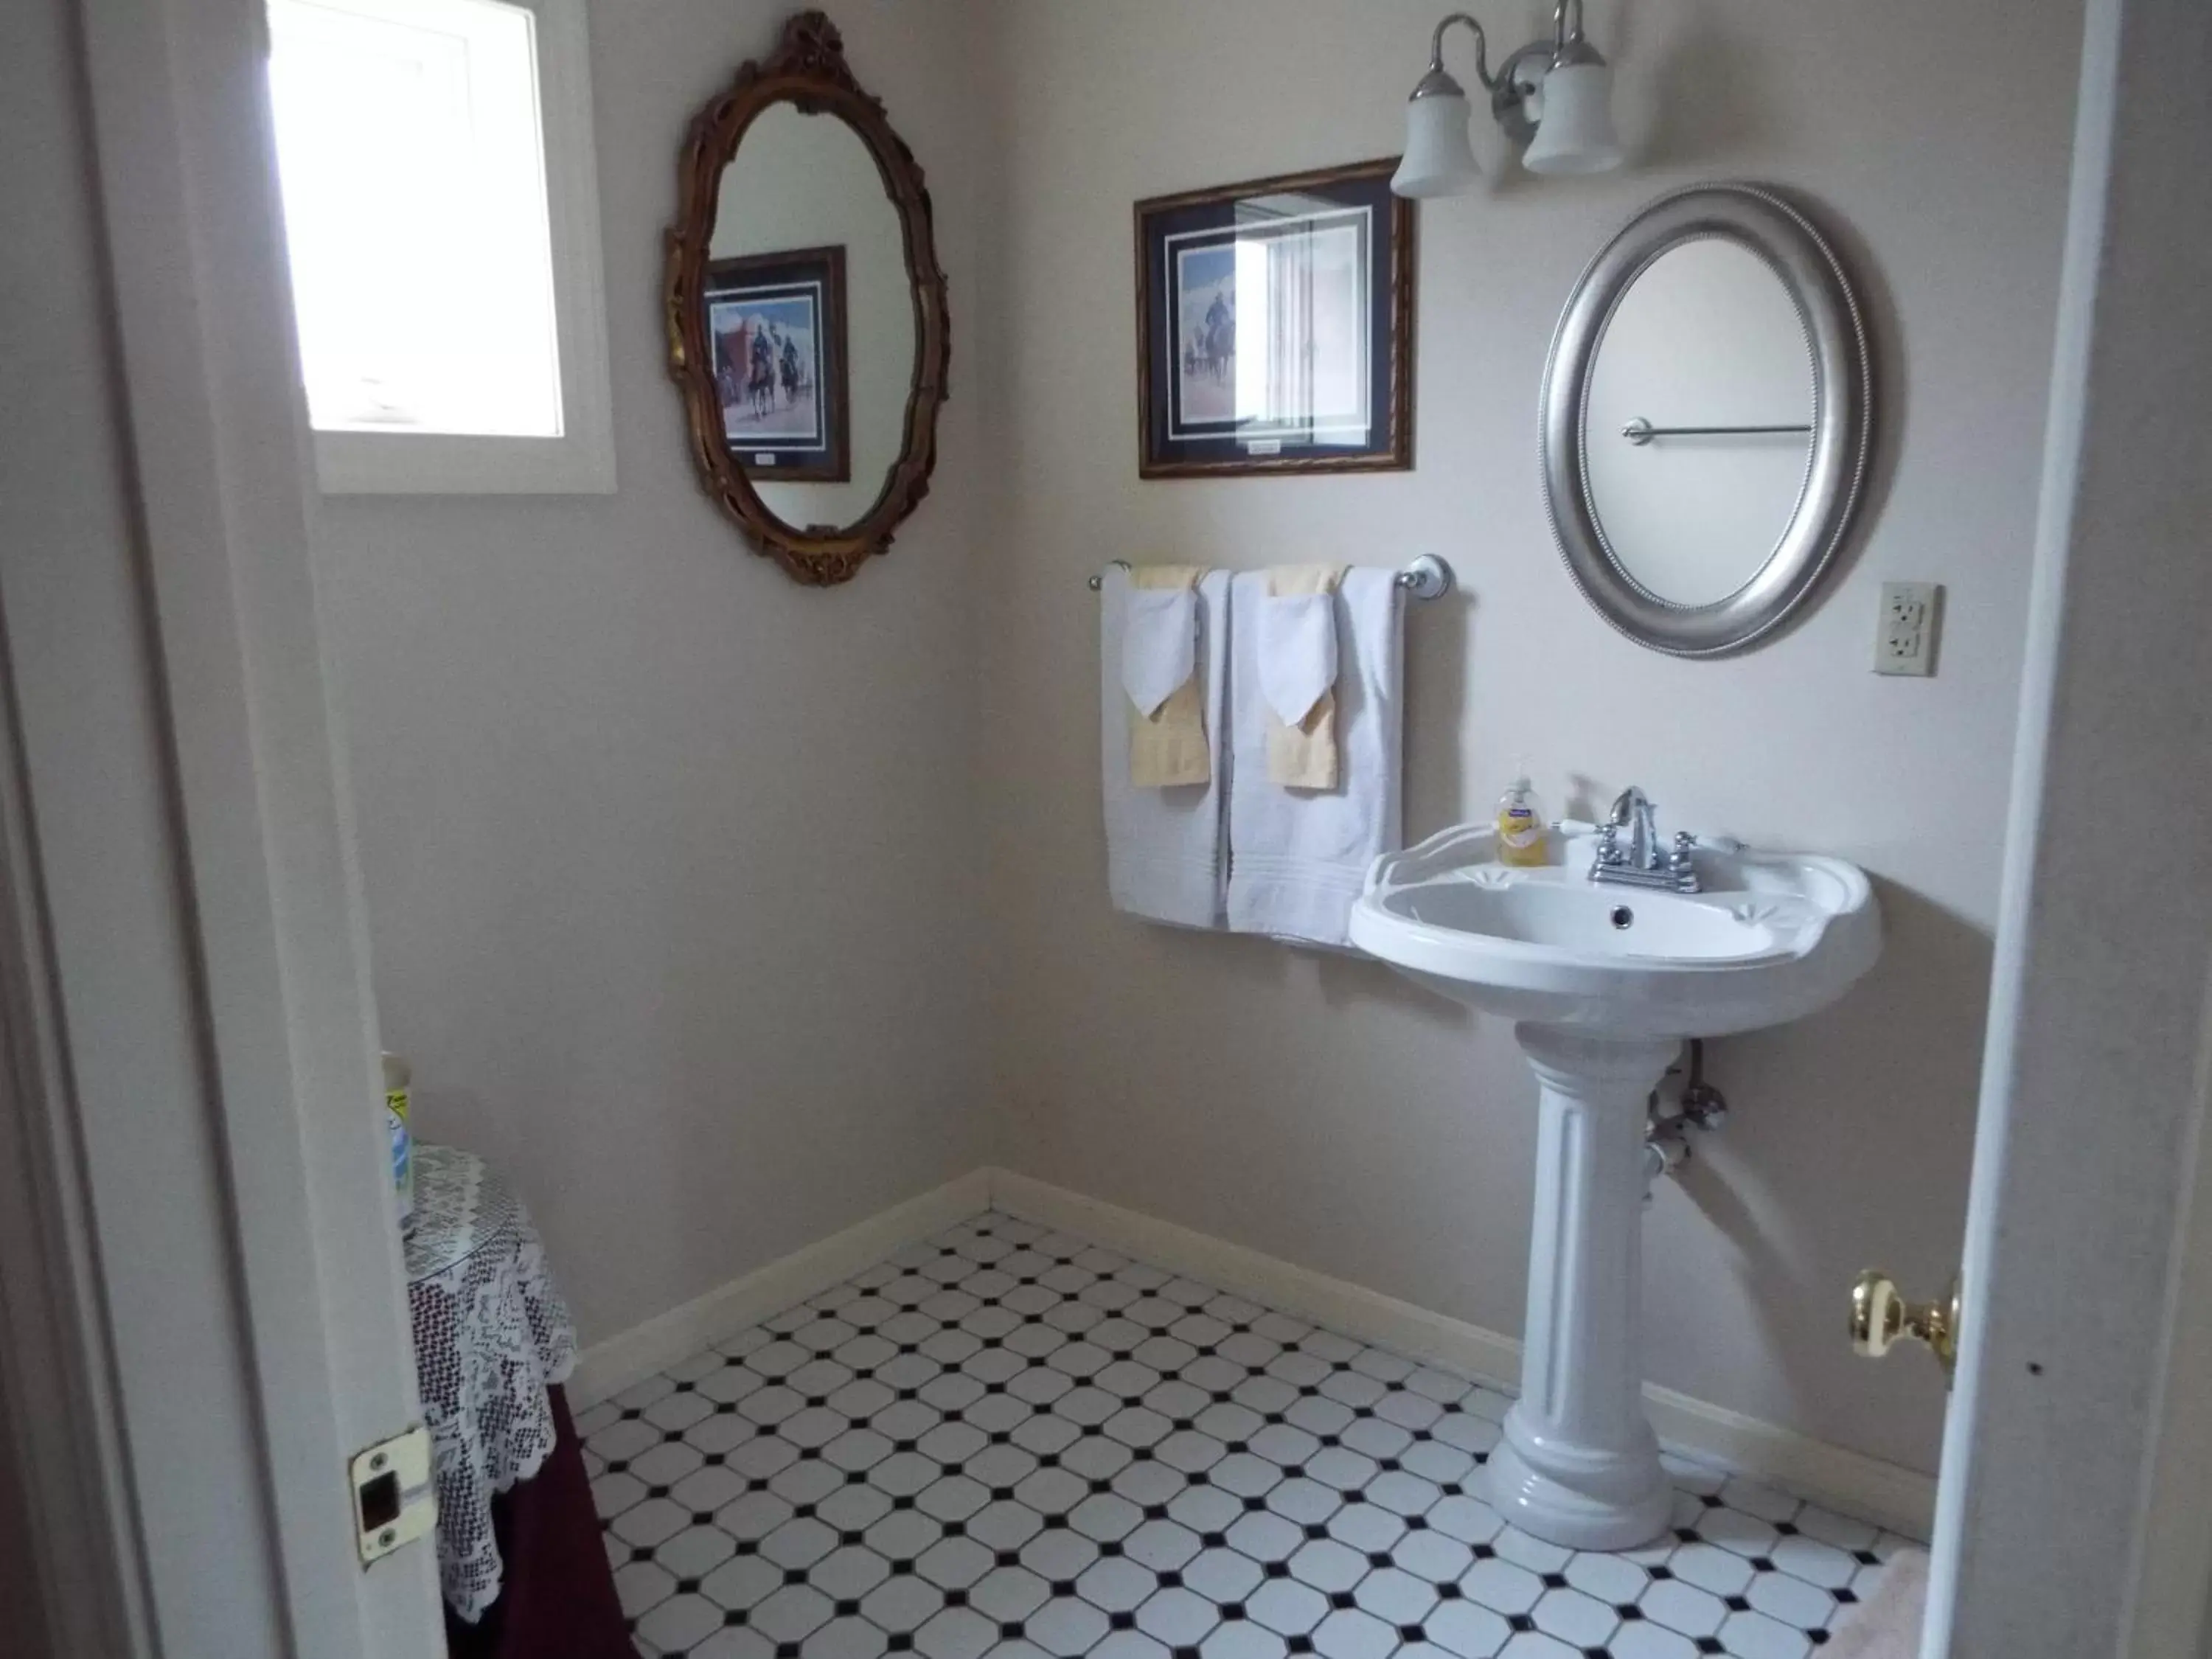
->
[1610, 905, 1635, 930]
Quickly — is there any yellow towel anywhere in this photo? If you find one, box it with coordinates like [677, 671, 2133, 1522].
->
[1265, 565, 1346, 789]
[1128, 565, 1211, 787]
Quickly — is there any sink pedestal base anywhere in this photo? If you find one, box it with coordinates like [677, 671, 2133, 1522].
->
[1484, 1026, 1677, 1551]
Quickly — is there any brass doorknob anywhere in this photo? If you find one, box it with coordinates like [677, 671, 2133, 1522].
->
[1850, 1268, 1960, 1377]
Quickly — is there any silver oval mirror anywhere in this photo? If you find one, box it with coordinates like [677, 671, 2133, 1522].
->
[1540, 184, 1873, 655]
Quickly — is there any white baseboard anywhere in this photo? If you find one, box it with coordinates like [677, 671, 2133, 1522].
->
[566, 1162, 1933, 1537]
[988, 1169, 1526, 1390]
[988, 1168, 1936, 1538]
[568, 1169, 992, 1407]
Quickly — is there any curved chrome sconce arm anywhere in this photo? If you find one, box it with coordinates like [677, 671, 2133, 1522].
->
[1411, 13, 1499, 99]
[1551, 0, 1601, 66]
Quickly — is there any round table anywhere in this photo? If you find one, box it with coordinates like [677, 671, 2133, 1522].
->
[405, 1144, 578, 1624]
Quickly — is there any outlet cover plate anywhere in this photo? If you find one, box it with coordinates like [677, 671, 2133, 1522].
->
[1876, 580, 1941, 676]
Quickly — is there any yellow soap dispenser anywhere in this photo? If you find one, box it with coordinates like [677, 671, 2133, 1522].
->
[1495, 768, 1549, 867]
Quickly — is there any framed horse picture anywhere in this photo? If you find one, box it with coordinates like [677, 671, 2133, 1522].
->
[1134, 159, 1413, 479]
[703, 244, 851, 483]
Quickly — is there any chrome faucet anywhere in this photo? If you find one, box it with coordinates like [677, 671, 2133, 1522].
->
[1591, 785, 1701, 893]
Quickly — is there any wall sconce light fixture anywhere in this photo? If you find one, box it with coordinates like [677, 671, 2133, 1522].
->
[1391, 1, 1623, 198]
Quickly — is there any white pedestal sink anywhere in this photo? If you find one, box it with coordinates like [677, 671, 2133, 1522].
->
[1349, 822, 1880, 1549]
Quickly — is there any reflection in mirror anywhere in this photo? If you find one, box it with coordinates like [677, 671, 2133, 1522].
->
[709, 102, 915, 529]
[1581, 239, 1814, 607]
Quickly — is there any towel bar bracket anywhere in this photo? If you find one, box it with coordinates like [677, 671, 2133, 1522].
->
[1088, 554, 1454, 599]
[1395, 554, 1454, 601]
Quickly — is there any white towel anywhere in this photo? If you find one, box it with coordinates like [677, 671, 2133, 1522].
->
[1121, 588, 1199, 719]
[1101, 566, 1230, 928]
[1228, 568, 1403, 947]
[1256, 591, 1338, 728]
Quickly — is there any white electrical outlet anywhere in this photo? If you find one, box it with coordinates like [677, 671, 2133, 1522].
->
[1875, 581, 1941, 676]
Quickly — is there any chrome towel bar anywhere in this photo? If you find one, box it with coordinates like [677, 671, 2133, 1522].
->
[1087, 554, 1453, 600]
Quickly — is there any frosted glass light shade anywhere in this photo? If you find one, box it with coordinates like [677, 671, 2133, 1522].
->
[1392, 91, 1481, 198]
[1523, 63, 1623, 175]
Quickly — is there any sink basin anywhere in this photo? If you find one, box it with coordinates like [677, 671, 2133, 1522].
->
[1349, 821, 1882, 1551]
[1352, 823, 1880, 1037]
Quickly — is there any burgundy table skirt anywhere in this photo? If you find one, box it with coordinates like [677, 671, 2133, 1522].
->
[443, 1386, 635, 1659]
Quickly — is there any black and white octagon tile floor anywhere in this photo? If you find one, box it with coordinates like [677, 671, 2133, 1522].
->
[585, 1214, 1913, 1659]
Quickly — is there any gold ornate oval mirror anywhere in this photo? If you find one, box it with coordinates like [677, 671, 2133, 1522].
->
[665, 12, 950, 586]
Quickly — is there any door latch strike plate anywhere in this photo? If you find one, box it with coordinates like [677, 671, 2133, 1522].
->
[350, 1425, 436, 1566]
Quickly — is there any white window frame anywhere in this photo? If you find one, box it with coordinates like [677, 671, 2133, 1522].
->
[285, 0, 616, 495]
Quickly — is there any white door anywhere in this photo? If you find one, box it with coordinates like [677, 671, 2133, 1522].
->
[1898, 0, 2212, 1652]
[0, 0, 445, 1652]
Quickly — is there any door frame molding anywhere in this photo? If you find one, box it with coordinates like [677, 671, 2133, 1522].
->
[0, 0, 445, 1650]
[1925, 0, 2212, 1651]
[0, 653, 150, 1659]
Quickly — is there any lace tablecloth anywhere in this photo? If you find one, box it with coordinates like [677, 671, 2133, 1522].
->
[406, 1144, 577, 1623]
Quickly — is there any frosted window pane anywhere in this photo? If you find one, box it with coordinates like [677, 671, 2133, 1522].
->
[268, 0, 563, 437]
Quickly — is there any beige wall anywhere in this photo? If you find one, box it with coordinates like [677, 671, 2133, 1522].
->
[978, 0, 2081, 1475]
[316, 0, 2082, 1477]
[311, 0, 993, 1345]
